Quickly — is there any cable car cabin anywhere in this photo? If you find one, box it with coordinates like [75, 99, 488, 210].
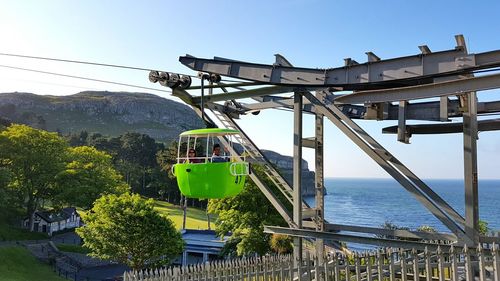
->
[172, 128, 250, 199]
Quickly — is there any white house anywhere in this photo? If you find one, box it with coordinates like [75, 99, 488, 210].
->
[23, 207, 81, 236]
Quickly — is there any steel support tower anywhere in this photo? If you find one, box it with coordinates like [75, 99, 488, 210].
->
[150, 35, 500, 256]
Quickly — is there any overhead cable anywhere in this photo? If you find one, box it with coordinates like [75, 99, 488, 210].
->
[0, 64, 171, 94]
[0, 52, 244, 83]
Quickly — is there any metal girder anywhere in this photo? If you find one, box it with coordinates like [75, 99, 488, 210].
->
[335, 72, 500, 104]
[478, 100, 500, 113]
[440, 96, 450, 121]
[303, 91, 471, 244]
[179, 48, 464, 89]
[479, 236, 500, 244]
[180, 45, 500, 90]
[301, 137, 316, 148]
[264, 226, 457, 251]
[382, 118, 500, 135]
[463, 92, 479, 245]
[277, 54, 327, 261]
[314, 111, 325, 263]
[293, 92, 303, 262]
[188, 81, 263, 90]
[241, 96, 323, 115]
[398, 101, 409, 143]
[191, 86, 294, 104]
[386, 100, 500, 121]
[325, 223, 457, 242]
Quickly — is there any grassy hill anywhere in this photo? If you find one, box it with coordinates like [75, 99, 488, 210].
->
[153, 200, 215, 230]
[0, 246, 66, 281]
[0, 209, 49, 242]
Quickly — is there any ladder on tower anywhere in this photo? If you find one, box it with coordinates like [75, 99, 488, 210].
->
[209, 108, 312, 210]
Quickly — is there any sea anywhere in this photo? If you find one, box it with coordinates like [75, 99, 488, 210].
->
[303, 178, 500, 249]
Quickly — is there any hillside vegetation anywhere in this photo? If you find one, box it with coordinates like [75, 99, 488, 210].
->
[0, 246, 66, 281]
[0, 91, 204, 142]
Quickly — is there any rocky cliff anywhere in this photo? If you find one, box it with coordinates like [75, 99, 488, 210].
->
[261, 149, 317, 197]
[0, 91, 317, 195]
[0, 91, 204, 141]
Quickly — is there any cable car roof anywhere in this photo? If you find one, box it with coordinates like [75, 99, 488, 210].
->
[180, 128, 240, 137]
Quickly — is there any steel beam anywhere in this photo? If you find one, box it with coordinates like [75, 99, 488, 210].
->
[463, 92, 479, 246]
[301, 137, 316, 148]
[314, 111, 325, 263]
[440, 96, 450, 121]
[191, 86, 294, 104]
[293, 91, 303, 262]
[382, 118, 500, 135]
[335, 72, 500, 104]
[187, 81, 263, 90]
[242, 97, 313, 112]
[398, 101, 409, 143]
[179, 48, 481, 89]
[325, 224, 457, 242]
[264, 226, 457, 251]
[241, 97, 500, 121]
[180, 47, 500, 89]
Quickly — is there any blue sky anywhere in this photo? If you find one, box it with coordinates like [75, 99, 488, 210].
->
[1, 0, 499, 179]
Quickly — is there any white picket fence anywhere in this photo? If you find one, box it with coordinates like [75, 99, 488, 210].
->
[123, 244, 500, 281]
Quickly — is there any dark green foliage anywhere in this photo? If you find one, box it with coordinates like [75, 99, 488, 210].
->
[208, 165, 287, 256]
[270, 234, 293, 254]
[0, 124, 68, 227]
[64, 131, 180, 200]
[54, 146, 129, 209]
[77, 193, 184, 270]
[0, 125, 132, 233]
[119, 133, 163, 168]
[479, 220, 490, 235]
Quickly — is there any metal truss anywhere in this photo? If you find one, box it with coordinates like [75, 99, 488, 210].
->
[150, 35, 500, 254]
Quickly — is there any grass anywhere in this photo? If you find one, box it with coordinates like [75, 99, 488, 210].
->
[0, 208, 49, 241]
[56, 244, 90, 254]
[153, 200, 216, 230]
[0, 224, 49, 241]
[0, 246, 66, 281]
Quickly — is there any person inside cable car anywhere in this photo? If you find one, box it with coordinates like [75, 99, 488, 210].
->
[187, 148, 203, 163]
[211, 143, 228, 162]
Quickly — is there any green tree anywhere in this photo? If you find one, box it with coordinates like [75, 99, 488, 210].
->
[117, 133, 164, 193]
[479, 220, 490, 235]
[208, 166, 286, 256]
[0, 124, 67, 229]
[0, 168, 11, 208]
[270, 234, 293, 254]
[77, 193, 184, 270]
[55, 146, 129, 209]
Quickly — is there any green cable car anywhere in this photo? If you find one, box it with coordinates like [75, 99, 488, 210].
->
[172, 128, 250, 199]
